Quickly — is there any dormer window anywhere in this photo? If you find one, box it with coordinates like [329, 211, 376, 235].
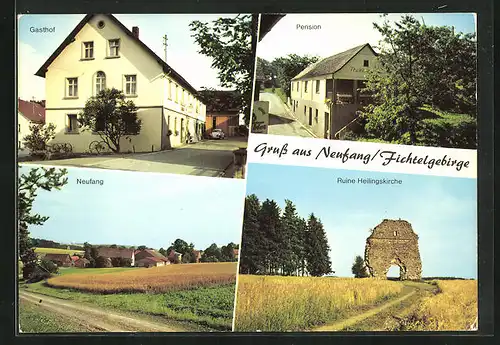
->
[83, 41, 94, 59]
[108, 39, 120, 57]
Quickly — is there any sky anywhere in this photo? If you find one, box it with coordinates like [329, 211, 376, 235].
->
[19, 165, 246, 250]
[257, 13, 476, 61]
[17, 14, 246, 101]
[245, 163, 477, 279]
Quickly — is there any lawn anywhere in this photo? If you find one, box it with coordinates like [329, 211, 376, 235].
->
[19, 299, 92, 333]
[20, 263, 238, 331]
[34, 247, 84, 255]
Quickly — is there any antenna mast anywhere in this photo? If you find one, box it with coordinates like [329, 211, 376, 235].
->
[162, 34, 168, 62]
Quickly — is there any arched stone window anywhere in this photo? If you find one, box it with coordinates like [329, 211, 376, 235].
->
[95, 71, 106, 95]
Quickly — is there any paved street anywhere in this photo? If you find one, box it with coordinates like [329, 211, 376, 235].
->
[21, 138, 247, 177]
[259, 92, 314, 138]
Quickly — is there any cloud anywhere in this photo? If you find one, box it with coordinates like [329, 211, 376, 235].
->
[18, 41, 46, 101]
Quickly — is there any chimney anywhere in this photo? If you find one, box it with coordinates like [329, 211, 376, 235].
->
[132, 26, 139, 39]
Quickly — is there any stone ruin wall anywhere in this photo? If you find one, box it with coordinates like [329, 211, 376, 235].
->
[364, 219, 422, 280]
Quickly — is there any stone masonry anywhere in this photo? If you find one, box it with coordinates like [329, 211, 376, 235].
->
[364, 219, 422, 280]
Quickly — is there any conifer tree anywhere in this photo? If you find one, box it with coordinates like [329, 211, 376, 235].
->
[258, 199, 281, 275]
[279, 200, 300, 276]
[352, 255, 369, 278]
[240, 194, 261, 274]
[305, 214, 332, 277]
[296, 217, 308, 276]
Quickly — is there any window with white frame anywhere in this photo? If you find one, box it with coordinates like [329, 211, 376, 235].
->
[304, 81, 308, 92]
[124, 75, 137, 95]
[108, 39, 120, 57]
[67, 114, 79, 133]
[168, 79, 172, 99]
[83, 41, 94, 59]
[181, 89, 185, 105]
[196, 100, 199, 113]
[315, 80, 320, 94]
[175, 84, 179, 103]
[95, 71, 106, 95]
[66, 78, 78, 97]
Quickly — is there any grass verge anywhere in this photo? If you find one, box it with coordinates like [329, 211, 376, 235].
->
[20, 280, 235, 331]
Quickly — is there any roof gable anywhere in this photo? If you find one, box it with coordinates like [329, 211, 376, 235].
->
[35, 14, 199, 97]
[292, 43, 377, 80]
[18, 99, 45, 123]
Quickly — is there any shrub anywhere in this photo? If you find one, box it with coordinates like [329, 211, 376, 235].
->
[417, 112, 476, 149]
[22, 123, 56, 155]
[40, 259, 59, 274]
[95, 256, 112, 268]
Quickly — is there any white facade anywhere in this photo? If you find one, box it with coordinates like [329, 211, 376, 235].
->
[17, 112, 31, 152]
[39, 14, 206, 153]
[290, 45, 378, 139]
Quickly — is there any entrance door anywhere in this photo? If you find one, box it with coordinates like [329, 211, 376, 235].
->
[324, 112, 330, 138]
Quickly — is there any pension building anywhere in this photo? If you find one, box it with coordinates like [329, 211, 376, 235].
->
[290, 43, 378, 139]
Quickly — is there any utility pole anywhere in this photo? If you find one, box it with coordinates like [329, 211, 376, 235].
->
[162, 34, 168, 62]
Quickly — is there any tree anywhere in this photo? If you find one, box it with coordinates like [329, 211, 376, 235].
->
[352, 255, 369, 278]
[40, 259, 58, 274]
[109, 244, 117, 248]
[18, 167, 68, 279]
[221, 242, 237, 262]
[305, 214, 332, 277]
[190, 15, 254, 124]
[78, 88, 141, 153]
[239, 194, 262, 274]
[158, 247, 167, 257]
[137, 245, 147, 251]
[257, 199, 281, 274]
[279, 200, 301, 276]
[272, 54, 319, 97]
[22, 123, 56, 155]
[360, 15, 477, 145]
[201, 243, 221, 262]
[257, 57, 278, 88]
[169, 239, 195, 257]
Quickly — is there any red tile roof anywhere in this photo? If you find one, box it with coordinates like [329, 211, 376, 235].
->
[71, 256, 80, 262]
[97, 247, 134, 259]
[136, 257, 164, 263]
[18, 99, 45, 123]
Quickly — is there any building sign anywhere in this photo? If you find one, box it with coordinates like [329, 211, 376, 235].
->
[252, 101, 270, 134]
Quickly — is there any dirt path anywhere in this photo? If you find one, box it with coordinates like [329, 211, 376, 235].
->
[312, 281, 436, 332]
[20, 290, 183, 332]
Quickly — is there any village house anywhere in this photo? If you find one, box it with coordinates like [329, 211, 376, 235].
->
[97, 247, 135, 266]
[74, 257, 90, 268]
[17, 98, 45, 153]
[135, 256, 170, 268]
[168, 250, 183, 264]
[134, 248, 170, 265]
[290, 43, 378, 139]
[35, 13, 207, 154]
[42, 253, 74, 267]
[203, 90, 241, 137]
[233, 248, 239, 260]
[192, 249, 202, 263]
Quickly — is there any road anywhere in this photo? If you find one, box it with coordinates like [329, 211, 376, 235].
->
[20, 290, 182, 332]
[259, 92, 314, 138]
[21, 138, 247, 177]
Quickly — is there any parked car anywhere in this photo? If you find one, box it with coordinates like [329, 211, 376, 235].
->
[210, 129, 225, 139]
